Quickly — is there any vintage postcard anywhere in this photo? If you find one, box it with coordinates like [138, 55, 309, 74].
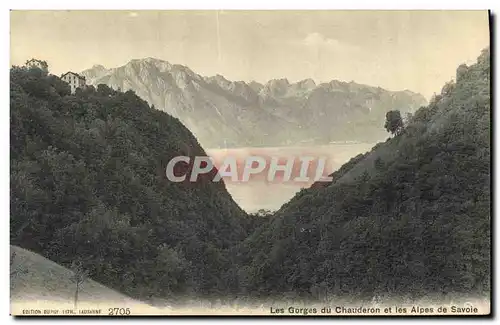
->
[9, 10, 491, 316]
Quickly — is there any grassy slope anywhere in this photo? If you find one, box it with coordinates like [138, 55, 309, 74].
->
[10, 245, 162, 314]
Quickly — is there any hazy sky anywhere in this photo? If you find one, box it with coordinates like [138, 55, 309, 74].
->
[10, 10, 489, 99]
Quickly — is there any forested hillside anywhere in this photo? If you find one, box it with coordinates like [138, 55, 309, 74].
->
[10, 47, 490, 305]
[10, 66, 255, 301]
[236, 48, 491, 301]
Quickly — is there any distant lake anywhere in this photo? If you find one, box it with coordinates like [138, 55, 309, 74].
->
[206, 143, 377, 213]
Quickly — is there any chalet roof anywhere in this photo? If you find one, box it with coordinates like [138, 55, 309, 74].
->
[26, 58, 45, 64]
[61, 71, 86, 80]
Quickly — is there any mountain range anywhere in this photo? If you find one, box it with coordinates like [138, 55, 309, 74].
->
[11, 47, 490, 305]
[81, 59, 428, 148]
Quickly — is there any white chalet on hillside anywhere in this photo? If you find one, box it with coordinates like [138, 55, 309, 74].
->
[61, 72, 86, 94]
[25, 59, 48, 73]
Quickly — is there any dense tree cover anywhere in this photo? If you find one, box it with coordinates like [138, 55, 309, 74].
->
[235, 48, 490, 301]
[10, 66, 255, 301]
[11, 47, 490, 304]
[384, 110, 404, 135]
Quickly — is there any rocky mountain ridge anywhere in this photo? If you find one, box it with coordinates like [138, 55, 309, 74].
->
[82, 58, 428, 148]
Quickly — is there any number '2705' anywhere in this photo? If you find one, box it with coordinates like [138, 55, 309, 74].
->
[108, 307, 131, 316]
